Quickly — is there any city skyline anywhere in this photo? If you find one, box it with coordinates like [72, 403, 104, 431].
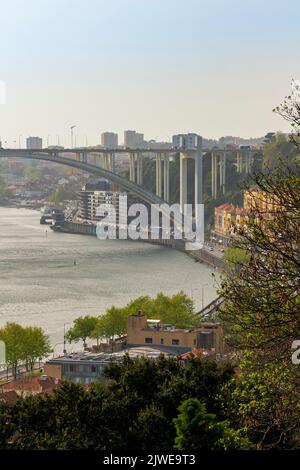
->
[0, 0, 300, 145]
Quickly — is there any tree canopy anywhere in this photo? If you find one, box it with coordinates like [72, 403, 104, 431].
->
[0, 323, 51, 378]
[66, 292, 199, 345]
[0, 356, 238, 450]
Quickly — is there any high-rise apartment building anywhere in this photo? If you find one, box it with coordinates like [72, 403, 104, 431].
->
[101, 132, 118, 148]
[124, 130, 144, 148]
[26, 136, 43, 149]
[172, 133, 201, 150]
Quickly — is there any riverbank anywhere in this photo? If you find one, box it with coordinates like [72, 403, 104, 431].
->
[51, 220, 228, 271]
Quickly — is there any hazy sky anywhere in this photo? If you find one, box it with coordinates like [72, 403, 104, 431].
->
[0, 0, 299, 146]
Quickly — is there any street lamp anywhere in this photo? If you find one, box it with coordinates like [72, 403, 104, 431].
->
[70, 125, 76, 148]
[18, 134, 22, 149]
[63, 322, 71, 355]
[201, 283, 209, 310]
[191, 288, 199, 302]
[52, 342, 64, 358]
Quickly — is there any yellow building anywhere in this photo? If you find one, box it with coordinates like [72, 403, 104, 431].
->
[214, 188, 278, 238]
[214, 203, 251, 237]
[244, 188, 278, 213]
[126, 311, 224, 355]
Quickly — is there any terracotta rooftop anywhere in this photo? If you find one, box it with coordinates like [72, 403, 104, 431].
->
[0, 375, 61, 395]
[0, 390, 18, 405]
[179, 348, 216, 360]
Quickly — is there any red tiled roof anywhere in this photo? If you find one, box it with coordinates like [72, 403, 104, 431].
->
[216, 203, 234, 211]
[179, 348, 216, 360]
[0, 390, 18, 405]
[0, 375, 61, 394]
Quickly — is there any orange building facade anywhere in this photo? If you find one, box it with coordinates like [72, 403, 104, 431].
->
[214, 188, 278, 237]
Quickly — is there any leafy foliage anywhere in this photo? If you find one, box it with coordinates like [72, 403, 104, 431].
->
[0, 356, 237, 450]
[65, 316, 98, 347]
[48, 188, 76, 203]
[174, 398, 252, 450]
[223, 246, 250, 269]
[0, 323, 51, 378]
[67, 292, 198, 344]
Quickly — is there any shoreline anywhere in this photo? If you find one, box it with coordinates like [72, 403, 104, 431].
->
[51, 221, 227, 271]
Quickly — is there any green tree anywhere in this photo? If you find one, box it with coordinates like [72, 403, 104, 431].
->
[174, 398, 251, 450]
[0, 175, 12, 199]
[90, 317, 106, 345]
[0, 323, 51, 377]
[22, 326, 51, 371]
[0, 401, 13, 449]
[216, 90, 300, 449]
[262, 132, 298, 168]
[82, 292, 198, 346]
[23, 166, 42, 182]
[0, 323, 25, 378]
[48, 188, 75, 204]
[223, 246, 250, 269]
[218, 354, 300, 449]
[93, 307, 127, 341]
[122, 291, 197, 328]
[66, 316, 98, 347]
[219, 164, 300, 361]
[0, 355, 235, 450]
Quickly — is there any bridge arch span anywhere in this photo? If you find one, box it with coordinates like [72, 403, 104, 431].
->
[0, 152, 165, 207]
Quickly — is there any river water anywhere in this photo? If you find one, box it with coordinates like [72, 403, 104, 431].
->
[0, 207, 218, 347]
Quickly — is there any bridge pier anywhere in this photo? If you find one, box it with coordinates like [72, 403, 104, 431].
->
[136, 153, 143, 185]
[211, 151, 227, 199]
[180, 144, 203, 211]
[129, 152, 136, 182]
[108, 152, 115, 172]
[211, 152, 217, 199]
[100, 153, 107, 170]
[194, 147, 203, 206]
[220, 152, 226, 195]
[76, 152, 87, 164]
[236, 151, 242, 173]
[236, 150, 253, 175]
[245, 151, 252, 174]
[155, 153, 162, 197]
[163, 153, 170, 202]
[179, 154, 188, 209]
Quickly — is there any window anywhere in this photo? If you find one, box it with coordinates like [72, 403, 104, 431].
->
[193, 339, 196, 346]
[198, 331, 213, 349]
[145, 337, 153, 344]
[172, 339, 180, 345]
[91, 365, 97, 373]
[160, 338, 164, 345]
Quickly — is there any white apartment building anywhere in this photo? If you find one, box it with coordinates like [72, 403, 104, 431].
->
[172, 133, 202, 150]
